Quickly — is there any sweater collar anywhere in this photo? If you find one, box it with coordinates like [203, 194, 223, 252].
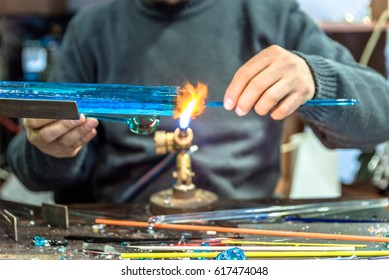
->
[135, 0, 215, 19]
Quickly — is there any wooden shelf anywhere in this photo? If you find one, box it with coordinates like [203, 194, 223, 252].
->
[320, 21, 389, 33]
[318, 20, 388, 77]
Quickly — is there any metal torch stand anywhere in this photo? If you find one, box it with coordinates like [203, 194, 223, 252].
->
[150, 128, 218, 214]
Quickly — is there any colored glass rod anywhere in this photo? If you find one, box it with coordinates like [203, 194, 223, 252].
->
[95, 218, 389, 243]
[206, 99, 358, 108]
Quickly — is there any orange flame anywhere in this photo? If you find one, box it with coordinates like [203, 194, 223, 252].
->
[174, 82, 208, 120]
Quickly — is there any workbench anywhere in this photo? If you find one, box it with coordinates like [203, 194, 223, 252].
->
[1, 191, 389, 260]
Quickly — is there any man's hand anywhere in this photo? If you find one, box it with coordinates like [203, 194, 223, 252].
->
[224, 45, 315, 120]
[23, 115, 99, 158]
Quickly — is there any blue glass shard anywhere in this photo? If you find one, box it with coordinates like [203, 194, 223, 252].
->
[33, 235, 47, 247]
[215, 247, 247, 260]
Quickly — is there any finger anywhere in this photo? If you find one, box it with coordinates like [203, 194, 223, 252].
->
[253, 78, 292, 116]
[224, 52, 271, 110]
[38, 115, 87, 143]
[53, 119, 98, 148]
[85, 117, 99, 129]
[37, 126, 97, 158]
[82, 128, 97, 143]
[270, 93, 305, 120]
[235, 65, 281, 116]
[23, 118, 57, 130]
[64, 128, 98, 153]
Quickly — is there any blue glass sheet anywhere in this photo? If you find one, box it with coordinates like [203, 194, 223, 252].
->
[0, 81, 179, 117]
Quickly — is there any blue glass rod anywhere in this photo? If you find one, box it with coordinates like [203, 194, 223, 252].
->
[206, 99, 358, 108]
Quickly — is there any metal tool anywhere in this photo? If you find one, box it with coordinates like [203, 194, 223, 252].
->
[41, 203, 69, 229]
[0, 209, 18, 241]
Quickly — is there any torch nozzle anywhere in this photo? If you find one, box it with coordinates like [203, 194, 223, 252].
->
[179, 127, 188, 138]
[174, 127, 193, 150]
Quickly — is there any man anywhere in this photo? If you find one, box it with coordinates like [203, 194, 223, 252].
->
[6, 0, 389, 203]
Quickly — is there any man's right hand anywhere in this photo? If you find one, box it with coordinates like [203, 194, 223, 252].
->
[23, 114, 99, 158]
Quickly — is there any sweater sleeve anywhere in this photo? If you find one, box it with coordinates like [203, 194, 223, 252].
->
[282, 0, 389, 151]
[5, 18, 98, 192]
[5, 130, 96, 192]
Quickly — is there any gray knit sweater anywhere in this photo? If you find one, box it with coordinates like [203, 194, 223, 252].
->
[6, 0, 389, 203]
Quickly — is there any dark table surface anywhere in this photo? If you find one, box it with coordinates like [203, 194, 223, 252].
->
[1, 187, 389, 260]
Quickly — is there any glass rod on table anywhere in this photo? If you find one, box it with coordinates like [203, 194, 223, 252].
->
[147, 198, 389, 224]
